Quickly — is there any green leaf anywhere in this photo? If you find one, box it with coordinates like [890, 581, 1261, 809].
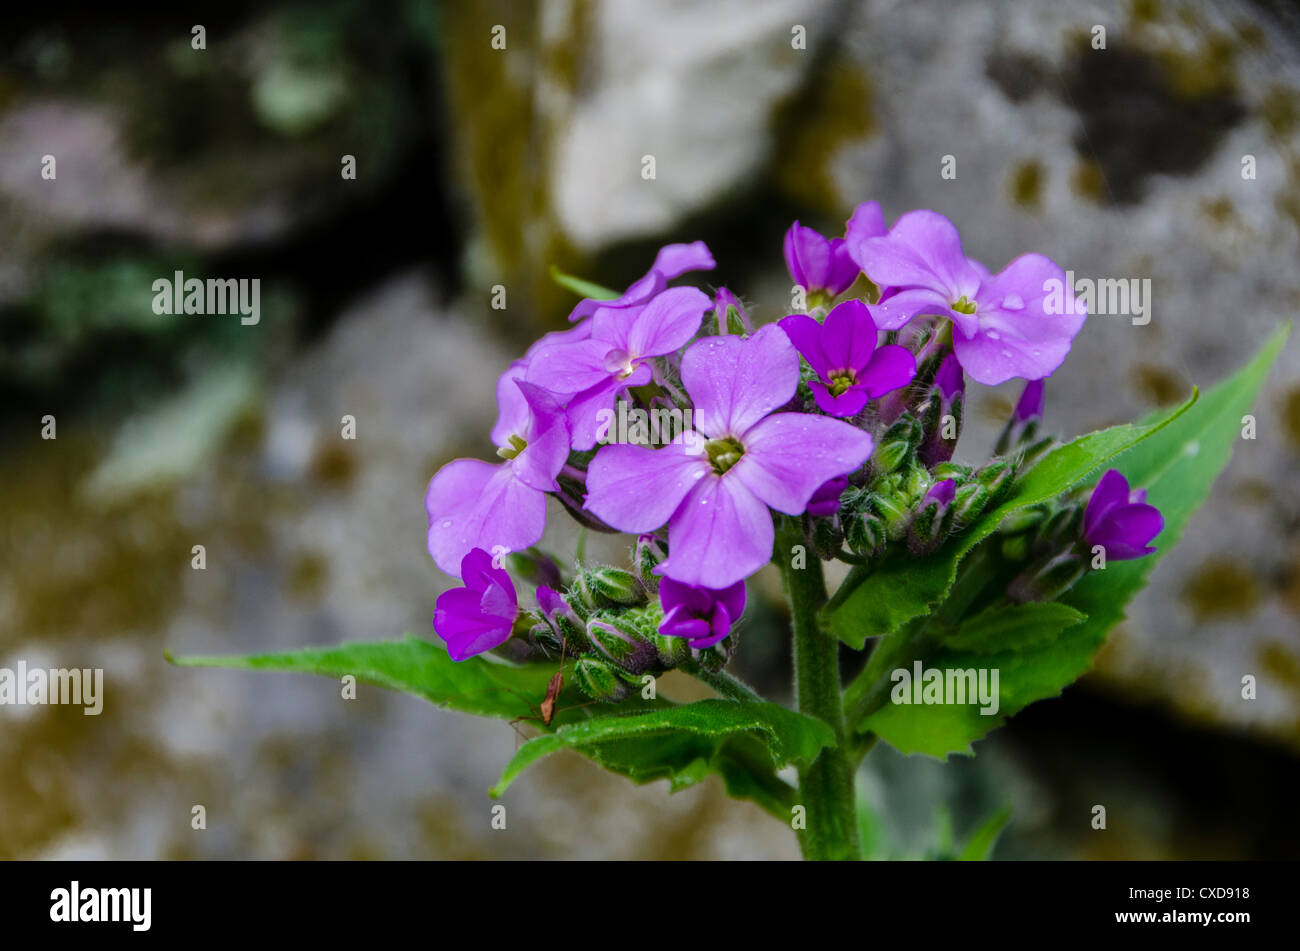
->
[847, 322, 1290, 759]
[489, 699, 835, 802]
[825, 391, 1196, 649]
[549, 265, 620, 301]
[958, 805, 1013, 860]
[944, 602, 1084, 653]
[167, 635, 608, 726]
[1062, 321, 1292, 667]
[169, 637, 811, 819]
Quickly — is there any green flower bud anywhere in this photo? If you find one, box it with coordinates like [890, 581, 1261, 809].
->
[812, 516, 842, 561]
[1007, 552, 1086, 603]
[899, 462, 933, 505]
[907, 496, 955, 555]
[998, 503, 1049, 536]
[590, 615, 660, 675]
[578, 566, 645, 608]
[691, 637, 734, 673]
[999, 533, 1032, 562]
[952, 481, 990, 528]
[572, 657, 633, 703]
[932, 462, 972, 482]
[869, 490, 912, 541]
[974, 457, 1016, 505]
[634, 534, 667, 593]
[653, 632, 691, 669]
[874, 415, 923, 474]
[845, 511, 886, 558]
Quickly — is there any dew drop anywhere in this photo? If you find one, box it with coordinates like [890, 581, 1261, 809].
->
[441, 520, 452, 529]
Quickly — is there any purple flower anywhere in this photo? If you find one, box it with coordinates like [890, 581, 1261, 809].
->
[784, 222, 859, 298]
[528, 286, 712, 450]
[846, 209, 1086, 385]
[778, 299, 916, 417]
[433, 548, 519, 661]
[924, 478, 957, 507]
[807, 476, 850, 517]
[425, 376, 569, 577]
[584, 325, 875, 588]
[1083, 469, 1163, 561]
[1014, 378, 1045, 422]
[566, 241, 715, 324]
[657, 577, 746, 649]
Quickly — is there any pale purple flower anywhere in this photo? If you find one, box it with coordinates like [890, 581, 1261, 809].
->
[846, 209, 1086, 385]
[527, 286, 712, 450]
[425, 377, 569, 577]
[584, 325, 875, 588]
[808, 476, 850, 517]
[784, 222, 859, 298]
[1083, 469, 1163, 560]
[566, 241, 715, 324]
[657, 577, 746, 649]
[779, 299, 916, 417]
[433, 548, 519, 661]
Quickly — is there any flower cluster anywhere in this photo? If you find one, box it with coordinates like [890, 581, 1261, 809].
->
[425, 202, 1163, 702]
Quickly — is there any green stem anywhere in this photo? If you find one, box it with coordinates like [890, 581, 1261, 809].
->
[776, 519, 862, 861]
[682, 663, 764, 702]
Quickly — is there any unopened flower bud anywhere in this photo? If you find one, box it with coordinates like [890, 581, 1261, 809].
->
[572, 657, 633, 703]
[578, 566, 645, 608]
[586, 616, 660, 675]
[634, 534, 667, 594]
[690, 637, 734, 673]
[907, 479, 957, 555]
[876, 414, 923, 474]
[845, 511, 886, 558]
[952, 481, 990, 528]
[1008, 551, 1086, 603]
[974, 457, 1016, 505]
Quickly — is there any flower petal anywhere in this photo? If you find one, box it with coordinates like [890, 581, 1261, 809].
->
[778, 313, 833, 378]
[660, 476, 773, 588]
[956, 254, 1087, 385]
[682, 323, 800, 438]
[730, 413, 874, 514]
[513, 380, 569, 490]
[866, 287, 955, 331]
[1084, 469, 1131, 539]
[585, 442, 710, 533]
[627, 286, 711, 358]
[426, 460, 546, 577]
[809, 379, 868, 417]
[527, 338, 617, 395]
[652, 240, 716, 280]
[859, 343, 917, 398]
[848, 209, 982, 301]
[821, 299, 878, 372]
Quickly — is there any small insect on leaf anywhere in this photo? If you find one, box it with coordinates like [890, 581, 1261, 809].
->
[540, 669, 564, 726]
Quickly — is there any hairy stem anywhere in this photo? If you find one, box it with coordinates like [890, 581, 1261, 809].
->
[682, 663, 765, 703]
[776, 519, 862, 861]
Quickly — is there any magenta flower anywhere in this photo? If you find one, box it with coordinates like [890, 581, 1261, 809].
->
[425, 376, 569, 576]
[807, 475, 850, 517]
[784, 221, 860, 298]
[433, 548, 519, 661]
[778, 299, 916, 417]
[1083, 469, 1163, 561]
[657, 577, 746, 649]
[584, 325, 875, 588]
[566, 240, 715, 324]
[528, 285, 712, 450]
[1014, 378, 1045, 421]
[846, 209, 1086, 385]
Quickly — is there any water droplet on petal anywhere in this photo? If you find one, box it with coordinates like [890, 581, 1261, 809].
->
[441, 520, 452, 529]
